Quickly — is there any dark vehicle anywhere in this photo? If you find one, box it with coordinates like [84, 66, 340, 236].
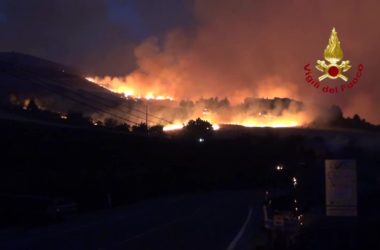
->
[263, 192, 303, 229]
[263, 190, 303, 248]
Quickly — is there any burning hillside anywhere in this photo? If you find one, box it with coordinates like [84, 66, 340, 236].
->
[83, 25, 314, 130]
[0, 52, 312, 130]
[86, 76, 310, 130]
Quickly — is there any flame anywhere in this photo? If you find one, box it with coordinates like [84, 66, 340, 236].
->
[162, 117, 299, 132]
[163, 123, 220, 132]
[212, 124, 220, 130]
[237, 119, 299, 128]
[324, 27, 344, 63]
[86, 77, 174, 101]
[163, 124, 184, 131]
[163, 119, 298, 132]
[86, 76, 307, 130]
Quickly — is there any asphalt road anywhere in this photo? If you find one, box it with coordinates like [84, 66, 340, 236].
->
[0, 190, 264, 250]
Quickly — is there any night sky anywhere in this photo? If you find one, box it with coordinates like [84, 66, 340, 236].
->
[0, 0, 194, 75]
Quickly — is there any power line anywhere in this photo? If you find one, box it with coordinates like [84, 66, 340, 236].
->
[0, 65, 142, 125]
[5, 61, 174, 125]
[1, 63, 150, 124]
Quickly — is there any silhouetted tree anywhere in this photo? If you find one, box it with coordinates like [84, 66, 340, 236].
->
[104, 118, 119, 128]
[329, 105, 344, 121]
[311, 105, 344, 127]
[116, 123, 130, 132]
[352, 114, 361, 122]
[149, 125, 164, 135]
[184, 118, 213, 137]
[132, 123, 148, 133]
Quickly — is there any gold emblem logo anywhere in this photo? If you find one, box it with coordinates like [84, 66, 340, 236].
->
[316, 27, 351, 81]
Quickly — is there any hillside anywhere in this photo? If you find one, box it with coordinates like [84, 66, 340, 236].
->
[0, 52, 124, 114]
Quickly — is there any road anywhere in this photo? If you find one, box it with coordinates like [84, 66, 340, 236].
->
[0, 190, 264, 250]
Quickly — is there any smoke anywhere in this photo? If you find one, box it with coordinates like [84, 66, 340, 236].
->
[2, 0, 379, 123]
[90, 0, 380, 124]
[106, 96, 312, 129]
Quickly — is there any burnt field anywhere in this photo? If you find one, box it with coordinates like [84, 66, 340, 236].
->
[0, 118, 380, 228]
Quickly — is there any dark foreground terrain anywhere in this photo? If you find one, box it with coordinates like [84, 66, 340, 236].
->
[0, 190, 262, 250]
[0, 118, 380, 249]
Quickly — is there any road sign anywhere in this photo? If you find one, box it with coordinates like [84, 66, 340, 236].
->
[325, 160, 357, 216]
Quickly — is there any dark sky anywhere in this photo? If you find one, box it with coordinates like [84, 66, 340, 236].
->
[0, 0, 194, 75]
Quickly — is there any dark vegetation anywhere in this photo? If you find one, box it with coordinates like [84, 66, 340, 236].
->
[311, 105, 380, 131]
[183, 118, 214, 138]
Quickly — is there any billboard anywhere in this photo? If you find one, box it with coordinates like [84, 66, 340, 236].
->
[325, 160, 357, 216]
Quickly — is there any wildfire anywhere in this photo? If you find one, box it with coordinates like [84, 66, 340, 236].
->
[212, 124, 221, 130]
[86, 77, 174, 101]
[162, 119, 298, 132]
[85, 76, 306, 130]
[163, 124, 184, 131]
[163, 123, 220, 132]
[229, 117, 300, 128]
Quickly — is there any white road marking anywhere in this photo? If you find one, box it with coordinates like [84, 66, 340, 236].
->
[227, 208, 253, 250]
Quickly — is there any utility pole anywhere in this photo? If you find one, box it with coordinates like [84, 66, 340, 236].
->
[146, 101, 149, 133]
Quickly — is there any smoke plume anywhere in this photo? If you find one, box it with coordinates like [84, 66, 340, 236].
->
[2, 0, 380, 123]
[90, 0, 380, 124]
